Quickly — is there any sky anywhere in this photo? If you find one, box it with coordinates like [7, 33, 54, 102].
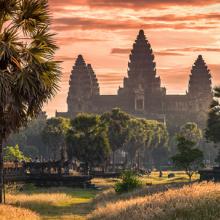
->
[44, 0, 220, 117]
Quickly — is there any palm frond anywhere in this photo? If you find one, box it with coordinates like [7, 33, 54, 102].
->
[31, 27, 58, 56]
[14, 0, 50, 34]
[0, 0, 17, 28]
[0, 27, 22, 70]
[0, 0, 60, 140]
[214, 87, 220, 98]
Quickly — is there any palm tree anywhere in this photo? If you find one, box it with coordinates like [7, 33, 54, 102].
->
[0, 0, 60, 203]
[214, 87, 220, 98]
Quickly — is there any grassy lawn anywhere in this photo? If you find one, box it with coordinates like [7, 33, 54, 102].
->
[92, 171, 199, 188]
[6, 187, 97, 220]
[2, 171, 200, 220]
[140, 171, 199, 185]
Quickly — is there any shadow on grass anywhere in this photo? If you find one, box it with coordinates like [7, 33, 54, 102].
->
[11, 199, 93, 217]
[8, 187, 97, 218]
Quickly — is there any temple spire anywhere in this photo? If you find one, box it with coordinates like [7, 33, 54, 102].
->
[128, 29, 157, 80]
[87, 64, 100, 96]
[67, 55, 93, 114]
[188, 55, 212, 97]
[119, 29, 161, 94]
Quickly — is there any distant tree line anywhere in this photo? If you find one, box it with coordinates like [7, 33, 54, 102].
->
[43, 108, 169, 173]
[6, 84, 220, 175]
[6, 103, 220, 172]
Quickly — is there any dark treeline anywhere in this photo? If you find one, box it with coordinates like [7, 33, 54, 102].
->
[6, 107, 218, 170]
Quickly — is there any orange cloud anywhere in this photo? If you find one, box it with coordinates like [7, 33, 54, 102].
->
[111, 48, 186, 56]
[87, 0, 220, 9]
[56, 37, 108, 46]
[164, 47, 220, 52]
[141, 13, 220, 22]
[49, 0, 220, 10]
[52, 17, 216, 31]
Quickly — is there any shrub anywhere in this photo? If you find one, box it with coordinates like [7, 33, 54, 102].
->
[4, 145, 30, 162]
[115, 170, 141, 194]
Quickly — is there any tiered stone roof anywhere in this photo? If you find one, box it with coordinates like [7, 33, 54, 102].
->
[124, 29, 161, 91]
[188, 55, 212, 97]
[67, 55, 100, 112]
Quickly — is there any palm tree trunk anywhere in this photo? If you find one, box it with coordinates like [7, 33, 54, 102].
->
[0, 136, 4, 203]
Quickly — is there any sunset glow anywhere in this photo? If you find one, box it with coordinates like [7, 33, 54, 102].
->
[44, 0, 220, 116]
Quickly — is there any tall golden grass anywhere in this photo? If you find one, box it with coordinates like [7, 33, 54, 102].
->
[0, 204, 39, 220]
[89, 182, 220, 220]
[93, 182, 189, 207]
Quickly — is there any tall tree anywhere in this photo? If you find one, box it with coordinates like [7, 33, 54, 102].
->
[0, 0, 60, 202]
[206, 87, 220, 144]
[66, 114, 110, 174]
[7, 115, 47, 158]
[124, 118, 146, 168]
[42, 117, 70, 160]
[142, 120, 168, 168]
[101, 108, 130, 171]
[172, 136, 204, 182]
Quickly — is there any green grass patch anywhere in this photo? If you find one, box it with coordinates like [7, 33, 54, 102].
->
[7, 187, 97, 220]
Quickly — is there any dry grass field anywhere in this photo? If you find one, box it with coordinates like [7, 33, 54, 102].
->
[0, 171, 207, 220]
[0, 204, 39, 220]
[89, 182, 220, 220]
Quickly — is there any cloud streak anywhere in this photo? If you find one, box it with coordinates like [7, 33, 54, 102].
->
[111, 48, 186, 56]
[141, 13, 220, 22]
[52, 17, 216, 31]
[164, 47, 220, 53]
[56, 36, 108, 45]
[49, 0, 220, 10]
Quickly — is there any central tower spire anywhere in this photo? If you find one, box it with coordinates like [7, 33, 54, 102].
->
[128, 29, 157, 81]
[119, 29, 162, 95]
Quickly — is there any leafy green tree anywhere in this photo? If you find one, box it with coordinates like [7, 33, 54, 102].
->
[124, 118, 146, 169]
[142, 120, 169, 168]
[206, 99, 220, 144]
[67, 114, 110, 174]
[0, 0, 60, 202]
[205, 87, 220, 165]
[3, 144, 29, 162]
[172, 136, 204, 182]
[179, 122, 202, 143]
[7, 115, 46, 158]
[101, 108, 130, 171]
[42, 117, 70, 160]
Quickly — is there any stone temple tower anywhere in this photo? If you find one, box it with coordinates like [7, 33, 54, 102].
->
[118, 29, 165, 116]
[187, 55, 213, 126]
[188, 55, 212, 98]
[67, 55, 99, 117]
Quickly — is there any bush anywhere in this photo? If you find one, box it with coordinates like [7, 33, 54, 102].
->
[3, 145, 30, 162]
[115, 170, 141, 194]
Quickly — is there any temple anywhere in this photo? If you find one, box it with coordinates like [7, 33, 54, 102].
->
[56, 30, 213, 130]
